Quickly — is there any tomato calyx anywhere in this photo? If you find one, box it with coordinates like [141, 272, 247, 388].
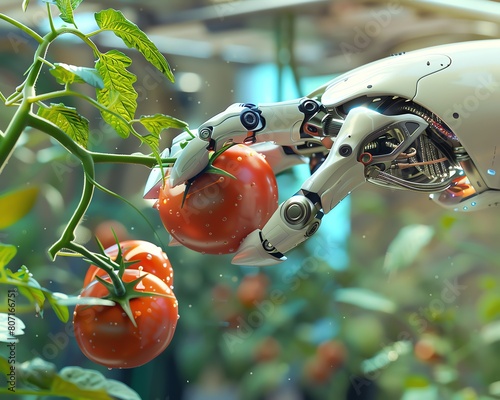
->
[87, 239, 175, 328]
[179, 141, 237, 207]
[93, 273, 175, 328]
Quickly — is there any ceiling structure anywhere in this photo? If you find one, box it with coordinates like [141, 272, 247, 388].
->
[2, 0, 500, 78]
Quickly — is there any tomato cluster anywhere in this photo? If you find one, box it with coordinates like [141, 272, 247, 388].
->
[73, 240, 179, 369]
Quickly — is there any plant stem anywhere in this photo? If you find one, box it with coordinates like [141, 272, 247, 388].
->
[27, 113, 126, 297]
[45, 2, 56, 35]
[0, 30, 57, 172]
[26, 113, 93, 252]
[65, 242, 126, 297]
[0, 13, 43, 43]
[0, 101, 30, 174]
[90, 151, 176, 167]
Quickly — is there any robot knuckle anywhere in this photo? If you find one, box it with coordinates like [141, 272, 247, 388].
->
[281, 195, 320, 231]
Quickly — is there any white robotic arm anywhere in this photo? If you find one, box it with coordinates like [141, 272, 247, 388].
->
[145, 39, 500, 266]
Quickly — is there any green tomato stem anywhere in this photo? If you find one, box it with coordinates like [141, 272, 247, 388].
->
[45, 2, 57, 35]
[26, 113, 128, 297]
[0, 30, 57, 173]
[90, 151, 176, 167]
[27, 113, 94, 253]
[65, 242, 126, 297]
[0, 13, 43, 44]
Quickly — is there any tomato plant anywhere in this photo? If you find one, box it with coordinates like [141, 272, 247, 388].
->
[157, 144, 279, 254]
[83, 240, 174, 289]
[74, 269, 178, 369]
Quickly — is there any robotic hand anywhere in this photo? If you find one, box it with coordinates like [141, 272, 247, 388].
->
[145, 39, 500, 266]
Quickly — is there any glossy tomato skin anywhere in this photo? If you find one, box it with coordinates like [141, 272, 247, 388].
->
[73, 269, 178, 369]
[158, 144, 278, 254]
[83, 240, 174, 289]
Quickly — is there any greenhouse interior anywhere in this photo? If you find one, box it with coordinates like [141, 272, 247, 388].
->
[2, 0, 500, 399]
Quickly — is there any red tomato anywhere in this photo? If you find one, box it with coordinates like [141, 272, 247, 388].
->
[94, 220, 130, 249]
[236, 274, 269, 308]
[317, 340, 347, 369]
[304, 356, 332, 384]
[158, 144, 278, 254]
[254, 336, 281, 362]
[83, 240, 174, 289]
[73, 269, 178, 368]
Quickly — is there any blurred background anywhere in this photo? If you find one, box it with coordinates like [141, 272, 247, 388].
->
[2, 0, 500, 399]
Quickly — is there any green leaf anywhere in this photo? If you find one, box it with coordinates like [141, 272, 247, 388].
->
[96, 50, 137, 138]
[22, 0, 30, 11]
[43, 293, 70, 323]
[38, 104, 89, 148]
[57, 366, 141, 400]
[0, 266, 70, 322]
[53, 0, 84, 25]
[335, 287, 397, 313]
[0, 356, 9, 375]
[18, 358, 57, 390]
[383, 224, 434, 272]
[137, 113, 188, 174]
[139, 114, 188, 136]
[0, 243, 17, 270]
[141, 134, 160, 154]
[490, 381, 500, 396]
[95, 9, 174, 82]
[0, 313, 25, 343]
[105, 379, 142, 400]
[480, 320, 500, 344]
[401, 386, 439, 400]
[6, 266, 46, 316]
[0, 187, 38, 229]
[50, 293, 115, 307]
[361, 340, 412, 375]
[50, 63, 104, 89]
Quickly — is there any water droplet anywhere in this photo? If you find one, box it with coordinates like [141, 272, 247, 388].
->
[147, 308, 152, 313]
[222, 217, 227, 221]
[237, 156, 242, 161]
[236, 195, 243, 200]
[146, 254, 153, 260]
